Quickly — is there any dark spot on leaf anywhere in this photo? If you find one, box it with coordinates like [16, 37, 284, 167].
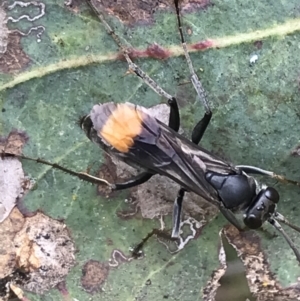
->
[191, 39, 215, 50]
[43, 233, 50, 239]
[106, 238, 114, 246]
[81, 260, 109, 294]
[0, 130, 28, 155]
[128, 43, 171, 60]
[291, 145, 300, 157]
[254, 40, 263, 49]
[0, 32, 30, 73]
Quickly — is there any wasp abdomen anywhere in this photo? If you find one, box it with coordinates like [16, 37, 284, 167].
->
[89, 102, 160, 153]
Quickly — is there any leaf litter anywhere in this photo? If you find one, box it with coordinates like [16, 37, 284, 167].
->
[0, 132, 76, 300]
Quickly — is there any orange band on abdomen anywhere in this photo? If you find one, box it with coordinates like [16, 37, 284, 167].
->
[100, 103, 144, 153]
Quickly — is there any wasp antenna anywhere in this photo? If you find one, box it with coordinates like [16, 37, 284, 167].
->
[268, 218, 300, 263]
[274, 212, 300, 233]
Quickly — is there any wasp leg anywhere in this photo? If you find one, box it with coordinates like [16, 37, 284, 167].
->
[131, 228, 176, 258]
[269, 218, 300, 263]
[219, 202, 244, 231]
[236, 165, 300, 187]
[191, 112, 212, 144]
[171, 188, 185, 238]
[113, 172, 154, 190]
[86, 0, 177, 110]
[274, 212, 300, 233]
[173, 0, 212, 145]
[168, 97, 180, 132]
[2, 152, 112, 187]
[171, 0, 212, 238]
[174, 0, 210, 115]
[237, 165, 281, 176]
[168, 96, 182, 237]
[131, 229, 160, 258]
[3, 152, 156, 190]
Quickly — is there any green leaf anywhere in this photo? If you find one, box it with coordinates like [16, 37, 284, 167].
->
[1, 0, 300, 300]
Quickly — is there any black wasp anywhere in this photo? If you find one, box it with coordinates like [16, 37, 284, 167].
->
[3, 0, 300, 261]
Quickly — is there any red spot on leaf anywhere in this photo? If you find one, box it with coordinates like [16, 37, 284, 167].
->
[191, 39, 214, 50]
[126, 43, 170, 60]
[146, 43, 170, 59]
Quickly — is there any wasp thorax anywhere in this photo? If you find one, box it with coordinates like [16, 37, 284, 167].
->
[205, 172, 257, 209]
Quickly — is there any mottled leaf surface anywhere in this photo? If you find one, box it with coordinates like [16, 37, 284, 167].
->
[1, 0, 300, 300]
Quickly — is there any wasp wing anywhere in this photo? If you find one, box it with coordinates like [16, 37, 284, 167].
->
[90, 102, 238, 205]
[109, 111, 238, 205]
